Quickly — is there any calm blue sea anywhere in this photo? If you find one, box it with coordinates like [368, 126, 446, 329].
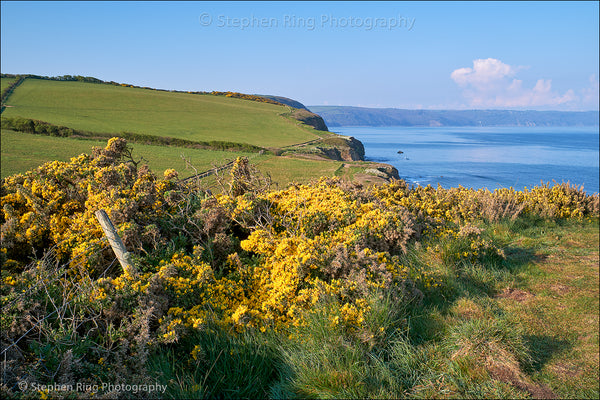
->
[332, 126, 600, 194]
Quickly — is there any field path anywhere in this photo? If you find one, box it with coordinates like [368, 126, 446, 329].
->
[281, 138, 324, 149]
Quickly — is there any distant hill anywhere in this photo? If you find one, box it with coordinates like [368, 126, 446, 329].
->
[308, 106, 600, 127]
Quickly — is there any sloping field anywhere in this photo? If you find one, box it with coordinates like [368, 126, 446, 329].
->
[1, 76, 17, 93]
[1, 77, 386, 187]
[0, 130, 257, 179]
[2, 79, 320, 147]
[1, 130, 359, 186]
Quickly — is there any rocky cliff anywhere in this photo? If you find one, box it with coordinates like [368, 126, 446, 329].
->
[318, 136, 365, 161]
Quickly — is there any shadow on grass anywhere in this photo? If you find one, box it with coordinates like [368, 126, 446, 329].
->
[436, 245, 542, 302]
[408, 245, 545, 345]
[503, 246, 548, 267]
[523, 334, 572, 373]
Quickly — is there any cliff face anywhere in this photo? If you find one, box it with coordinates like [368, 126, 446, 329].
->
[301, 113, 329, 132]
[343, 136, 365, 161]
[318, 136, 365, 161]
[364, 164, 400, 180]
[352, 163, 401, 185]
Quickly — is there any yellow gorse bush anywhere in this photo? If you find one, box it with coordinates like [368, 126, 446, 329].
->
[2, 141, 598, 351]
[371, 180, 598, 224]
[1, 138, 178, 276]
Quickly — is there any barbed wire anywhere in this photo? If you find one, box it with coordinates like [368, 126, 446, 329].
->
[1, 236, 117, 357]
[1, 238, 111, 312]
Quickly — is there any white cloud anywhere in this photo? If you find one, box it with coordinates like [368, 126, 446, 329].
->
[451, 58, 579, 109]
[450, 58, 516, 90]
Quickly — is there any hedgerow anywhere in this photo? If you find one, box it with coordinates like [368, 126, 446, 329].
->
[0, 116, 265, 153]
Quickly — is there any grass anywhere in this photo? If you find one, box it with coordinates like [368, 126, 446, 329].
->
[494, 219, 599, 399]
[2, 77, 385, 188]
[1, 130, 104, 177]
[133, 218, 597, 399]
[1, 131, 364, 186]
[250, 158, 386, 187]
[392, 217, 599, 399]
[252, 156, 343, 186]
[150, 326, 280, 399]
[3, 78, 319, 147]
[1, 76, 16, 94]
[0, 130, 256, 179]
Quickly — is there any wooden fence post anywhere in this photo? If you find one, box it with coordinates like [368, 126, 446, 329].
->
[95, 209, 137, 276]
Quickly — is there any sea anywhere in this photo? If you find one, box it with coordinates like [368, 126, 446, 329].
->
[332, 126, 600, 194]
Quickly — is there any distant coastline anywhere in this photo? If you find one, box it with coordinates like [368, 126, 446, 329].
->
[308, 106, 600, 128]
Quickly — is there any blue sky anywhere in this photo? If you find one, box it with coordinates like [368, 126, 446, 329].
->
[1, 1, 598, 110]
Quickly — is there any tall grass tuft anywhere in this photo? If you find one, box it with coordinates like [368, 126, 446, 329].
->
[150, 323, 280, 399]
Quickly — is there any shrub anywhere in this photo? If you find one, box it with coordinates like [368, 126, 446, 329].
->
[2, 143, 597, 397]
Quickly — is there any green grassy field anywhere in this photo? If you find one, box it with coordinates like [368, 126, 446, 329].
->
[1, 76, 400, 195]
[253, 156, 343, 186]
[1, 131, 361, 186]
[2, 79, 320, 147]
[1, 76, 16, 93]
[1, 78, 381, 187]
[0, 130, 257, 179]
